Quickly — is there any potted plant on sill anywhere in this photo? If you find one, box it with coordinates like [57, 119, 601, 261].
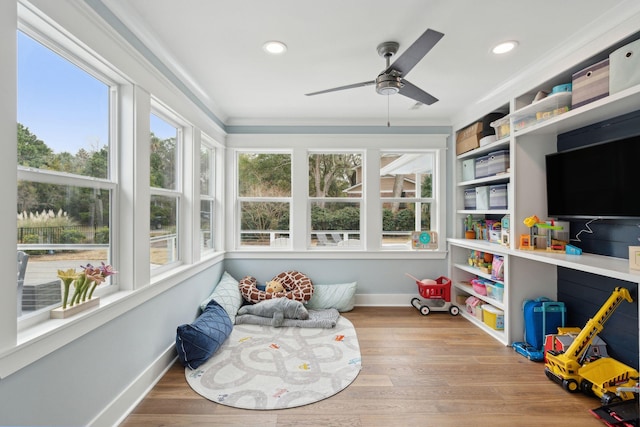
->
[52, 262, 117, 319]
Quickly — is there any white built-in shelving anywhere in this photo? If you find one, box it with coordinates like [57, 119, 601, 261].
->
[449, 35, 640, 345]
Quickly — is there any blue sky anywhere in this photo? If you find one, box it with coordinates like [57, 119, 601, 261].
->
[17, 31, 175, 155]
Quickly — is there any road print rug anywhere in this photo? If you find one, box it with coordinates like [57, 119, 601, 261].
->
[185, 316, 362, 410]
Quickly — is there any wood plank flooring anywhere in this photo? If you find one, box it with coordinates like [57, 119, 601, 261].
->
[120, 307, 606, 427]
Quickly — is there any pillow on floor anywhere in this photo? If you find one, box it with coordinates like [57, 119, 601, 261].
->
[200, 271, 243, 324]
[176, 300, 233, 370]
[306, 282, 357, 312]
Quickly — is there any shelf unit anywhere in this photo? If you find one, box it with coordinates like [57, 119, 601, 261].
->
[450, 34, 640, 345]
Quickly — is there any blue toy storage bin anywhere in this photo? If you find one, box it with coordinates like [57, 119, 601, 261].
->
[464, 188, 476, 209]
[474, 155, 489, 179]
[489, 184, 508, 209]
[487, 150, 510, 176]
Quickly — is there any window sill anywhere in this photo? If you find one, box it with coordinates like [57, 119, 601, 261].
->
[225, 250, 447, 260]
[0, 252, 224, 379]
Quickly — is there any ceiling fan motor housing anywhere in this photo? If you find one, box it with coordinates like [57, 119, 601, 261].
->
[376, 73, 403, 95]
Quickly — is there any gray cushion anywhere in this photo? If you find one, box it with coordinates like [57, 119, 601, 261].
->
[200, 271, 243, 324]
[306, 282, 357, 312]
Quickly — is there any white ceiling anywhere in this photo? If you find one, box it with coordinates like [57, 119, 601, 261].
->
[101, 0, 639, 128]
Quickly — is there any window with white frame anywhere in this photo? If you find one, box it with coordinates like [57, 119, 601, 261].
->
[149, 111, 181, 270]
[380, 151, 436, 248]
[16, 30, 116, 317]
[308, 152, 363, 248]
[237, 151, 291, 247]
[199, 135, 215, 254]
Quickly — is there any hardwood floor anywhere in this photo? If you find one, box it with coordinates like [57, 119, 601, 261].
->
[120, 307, 606, 427]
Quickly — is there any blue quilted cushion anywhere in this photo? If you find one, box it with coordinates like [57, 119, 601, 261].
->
[176, 300, 232, 370]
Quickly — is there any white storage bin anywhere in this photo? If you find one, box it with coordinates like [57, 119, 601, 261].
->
[461, 159, 475, 182]
[476, 186, 489, 210]
[610, 38, 640, 95]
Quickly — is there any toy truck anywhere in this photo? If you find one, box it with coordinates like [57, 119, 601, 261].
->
[544, 287, 639, 405]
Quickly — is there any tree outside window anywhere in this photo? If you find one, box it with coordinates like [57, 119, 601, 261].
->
[237, 152, 291, 247]
[308, 152, 362, 247]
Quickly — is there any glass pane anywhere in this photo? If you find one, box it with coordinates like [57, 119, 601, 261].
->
[308, 153, 361, 197]
[17, 182, 111, 316]
[382, 202, 431, 246]
[310, 201, 360, 246]
[17, 32, 110, 179]
[240, 201, 289, 246]
[150, 195, 178, 267]
[150, 114, 177, 190]
[238, 153, 291, 197]
[200, 145, 211, 195]
[200, 199, 214, 252]
[380, 153, 434, 198]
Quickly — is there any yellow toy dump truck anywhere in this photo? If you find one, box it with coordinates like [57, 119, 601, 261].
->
[544, 287, 639, 405]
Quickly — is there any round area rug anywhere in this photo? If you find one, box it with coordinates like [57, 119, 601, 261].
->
[185, 316, 362, 410]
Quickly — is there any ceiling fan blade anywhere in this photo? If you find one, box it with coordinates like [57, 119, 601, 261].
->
[385, 29, 444, 77]
[398, 79, 438, 105]
[305, 80, 376, 96]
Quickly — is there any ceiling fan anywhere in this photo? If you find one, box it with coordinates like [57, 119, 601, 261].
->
[305, 28, 444, 106]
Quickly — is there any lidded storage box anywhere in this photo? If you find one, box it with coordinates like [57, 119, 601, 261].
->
[572, 58, 610, 108]
[490, 115, 510, 140]
[481, 304, 504, 330]
[487, 150, 510, 176]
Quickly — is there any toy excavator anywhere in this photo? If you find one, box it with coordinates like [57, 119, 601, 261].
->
[544, 287, 639, 405]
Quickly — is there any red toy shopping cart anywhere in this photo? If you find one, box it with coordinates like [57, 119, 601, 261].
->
[406, 274, 459, 316]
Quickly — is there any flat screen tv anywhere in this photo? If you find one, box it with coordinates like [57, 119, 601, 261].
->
[545, 134, 640, 219]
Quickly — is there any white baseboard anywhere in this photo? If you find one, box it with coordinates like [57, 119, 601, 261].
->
[90, 344, 177, 427]
[355, 293, 414, 306]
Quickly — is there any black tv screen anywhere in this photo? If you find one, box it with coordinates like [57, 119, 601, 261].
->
[546, 134, 640, 219]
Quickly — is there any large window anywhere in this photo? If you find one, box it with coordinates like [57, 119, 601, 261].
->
[231, 142, 445, 253]
[237, 152, 291, 247]
[380, 151, 436, 248]
[308, 152, 362, 248]
[150, 111, 181, 270]
[16, 30, 115, 317]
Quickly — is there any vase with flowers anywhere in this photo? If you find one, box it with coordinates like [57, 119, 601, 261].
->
[51, 262, 117, 319]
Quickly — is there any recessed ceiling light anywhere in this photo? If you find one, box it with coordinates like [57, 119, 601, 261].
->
[492, 40, 518, 55]
[263, 41, 287, 55]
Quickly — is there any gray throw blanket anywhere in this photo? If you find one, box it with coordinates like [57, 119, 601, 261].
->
[236, 299, 340, 328]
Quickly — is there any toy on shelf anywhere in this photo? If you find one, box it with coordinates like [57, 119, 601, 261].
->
[467, 250, 493, 274]
[520, 215, 569, 252]
[406, 274, 459, 316]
